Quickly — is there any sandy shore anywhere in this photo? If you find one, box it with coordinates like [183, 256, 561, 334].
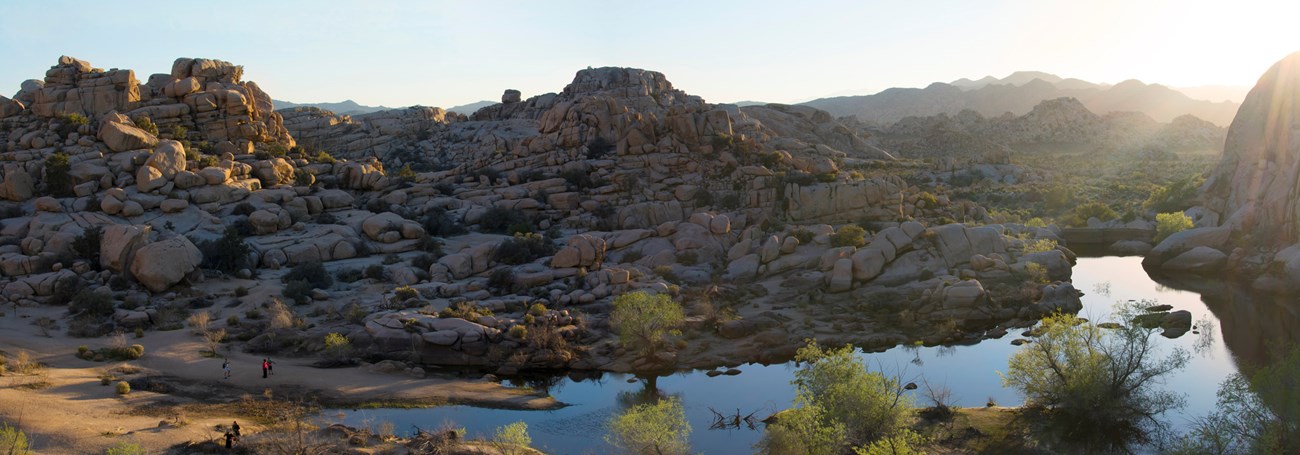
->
[0, 303, 557, 454]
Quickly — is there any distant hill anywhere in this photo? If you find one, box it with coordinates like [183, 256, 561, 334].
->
[727, 100, 770, 107]
[447, 100, 496, 116]
[272, 99, 394, 115]
[1170, 84, 1250, 103]
[803, 72, 1241, 126]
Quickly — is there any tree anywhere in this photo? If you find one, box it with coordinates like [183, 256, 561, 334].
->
[1155, 212, 1194, 243]
[789, 341, 913, 444]
[1000, 301, 1190, 452]
[755, 405, 846, 455]
[490, 421, 532, 455]
[606, 397, 691, 455]
[610, 291, 684, 361]
[1172, 345, 1300, 454]
[203, 328, 227, 356]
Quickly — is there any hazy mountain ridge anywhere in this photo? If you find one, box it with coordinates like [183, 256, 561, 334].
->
[803, 71, 1242, 126]
[272, 99, 394, 115]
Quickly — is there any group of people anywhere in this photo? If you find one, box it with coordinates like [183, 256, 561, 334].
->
[220, 357, 275, 379]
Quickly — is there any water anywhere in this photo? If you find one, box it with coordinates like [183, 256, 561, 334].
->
[327, 256, 1285, 454]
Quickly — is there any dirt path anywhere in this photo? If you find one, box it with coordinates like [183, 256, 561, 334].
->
[0, 304, 558, 454]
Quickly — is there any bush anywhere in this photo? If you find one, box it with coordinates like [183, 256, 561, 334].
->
[675, 250, 699, 266]
[790, 228, 815, 244]
[364, 264, 385, 280]
[791, 341, 913, 444]
[610, 291, 684, 361]
[69, 289, 114, 319]
[606, 397, 691, 455]
[1155, 212, 1193, 244]
[493, 233, 555, 265]
[282, 280, 314, 305]
[479, 207, 532, 234]
[1144, 174, 1204, 213]
[854, 429, 928, 455]
[105, 441, 146, 455]
[586, 136, 614, 160]
[508, 324, 528, 339]
[1021, 237, 1058, 254]
[1001, 302, 1189, 452]
[198, 226, 253, 273]
[755, 405, 846, 455]
[197, 154, 219, 168]
[335, 268, 363, 283]
[488, 268, 516, 292]
[439, 302, 492, 320]
[0, 423, 31, 454]
[1066, 201, 1119, 227]
[115, 380, 131, 395]
[313, 151, 336, 164]
[282, 262, 332, 289]
[830, 225, 867, 248]
[491, 421, 532, 455]
[70, 226, 103, 268]
[323, 332, 351, 359]
[44, 152, 73, 197]
[393, 286, 419, 301]
[421, 208, 468, 237]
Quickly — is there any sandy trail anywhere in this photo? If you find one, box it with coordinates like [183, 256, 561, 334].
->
[0, 304, 557, 454]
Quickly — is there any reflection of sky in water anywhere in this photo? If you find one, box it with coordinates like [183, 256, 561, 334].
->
[331, 257, 1242, 454]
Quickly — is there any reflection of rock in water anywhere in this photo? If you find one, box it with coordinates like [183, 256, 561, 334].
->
[1146, 268, 1300, 371]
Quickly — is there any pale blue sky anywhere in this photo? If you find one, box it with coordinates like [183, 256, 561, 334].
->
[1, 0, 1296, 107]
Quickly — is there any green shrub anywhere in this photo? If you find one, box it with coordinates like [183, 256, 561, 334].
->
[1155, 212, 1193, 244]
[133, 116, 159, 136]
[528, 303, 548, 317]
[915, 191, 939, 208]
[508, 324, 527, 339]
[488, 268, 516, 292]
[491, 421, 532, 455]
[790, 228, 815, 244]
[115, 381, 130, 395]
[480, 207, 532, 234]
[313, 151, 337, 164]
[128, 344, 144, 359]
[364, 264, 385, 280]
[0, 422, 31, 454]
[393, 286, 418, 301]
[105, 441, 146, 455]
[606, 397, 691, 455]
[71, 226, 103, 267]
[676, 250, 699, 266]
[1021, 237, 1058, 254]
[439, 302, 493, 320]
[421, 208, 468, 236]
[830, 225, 867, 248]
[283, 262, 332, 289]
[1144, 175, 1204, 213]
[198, 226, 252, 273]
[610, 291, 684, 360]
[69, 289, 114, 318]
[282, 280, 314, 305]
[493, 233, 555, 265]
[44, 152, 73, 197]
[1066, 201, 1119, 227]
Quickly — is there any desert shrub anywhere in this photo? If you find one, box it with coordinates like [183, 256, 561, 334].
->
[105, 441, 146, 455]
[1026, 217, 1048, 228]
[0, 422, 31, 454]
[528, 303, 548, 317]
[69, 289, 114, 319]
[132, 116, 159, 136]
[282, 262, 332, 289]
[1001, 302, 1189, 452]
[816, 172, 838, 183]
[439, 302, 492, 320]
[676, 250, 699, 266]
[586, 136, 614, 160]
[1065, 201, 1119, 227]
[755, 404, 846, 455]
[606, 397, 691, 455]
[493, 233, 555, 265]
[312, 151, 336, 164]
[115, 381, 131, 395]
[421, 208, 467, 237]
[382, 254, 402, 265]
[491, 421, 533, 455]
[915, 191, 939, 207]
[488, 268, 516, 292]
[199, 226, 253, 273]
[71, 226, 103, 267]
[234, 286, 249, 297]
[694, 187, 714, 207]
[1021, 237, 1058, 254]
[294, 169, 314, 186]
[197, 154, 219, 168]
[854, 429, 929, 455]
[410, 252, 437, 270]
[335, 268, 363, 283]
[790, 228, 815, 244]
[43, 151, 73, 197]
[323, 332, 351, 359]
[232, 202, 257, 216]
[364, 264, 385, 280]
[479, 207, 533, 234]
[653, 265, 678, 283]
[1155, 212, 1193, 244]
[830, 225, 867, 248]
[561, 168, 600, 190]
[790, 341, 914, 444]
[393, 286, 418, 301]
[281, 280, 314, 305]
[719, 193, 742, 210]
[508, 324, 527, 339]
[610, 291, 684, 360]
[1144, 174, 1204, 213]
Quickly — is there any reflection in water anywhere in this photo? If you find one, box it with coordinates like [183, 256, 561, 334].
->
[1146, 269, 1300, 372]
[330, 257, 1300, 453]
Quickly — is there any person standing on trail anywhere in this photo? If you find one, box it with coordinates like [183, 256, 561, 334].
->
[261, 358, 269, 378]
[232, 421, 241, 439]
[267, 358, 275, 376]
[222, 358, 231, 379]
[224, 431, 234, 449]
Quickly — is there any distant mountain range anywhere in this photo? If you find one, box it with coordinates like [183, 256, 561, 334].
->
[802, 71, 1243, 126]
[272, 99, 498, 117]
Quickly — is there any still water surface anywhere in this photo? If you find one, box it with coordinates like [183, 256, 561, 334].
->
[331, 256, 1278, 454]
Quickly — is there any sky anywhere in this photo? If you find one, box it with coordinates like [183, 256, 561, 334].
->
[1, 0, 1297, 108]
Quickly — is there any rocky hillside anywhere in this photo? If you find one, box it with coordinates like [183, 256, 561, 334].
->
[272, 99, 395, 115]
[803, 74, 1241, 127]
[872, 97, 1227, 158]
[1146, 52, 1300, 292]
[0, 56, 1081, 373]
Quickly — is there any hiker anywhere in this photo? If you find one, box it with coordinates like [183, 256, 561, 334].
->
[224, 431, 234, 449]
[222, 358, 231, 379]
[232, 421, 241, 439]
[262, 358, 269, 378]
[267, 357, 275, 376]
